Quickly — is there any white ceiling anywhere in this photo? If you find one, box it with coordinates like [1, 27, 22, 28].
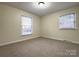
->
[1, 2, 79, 16]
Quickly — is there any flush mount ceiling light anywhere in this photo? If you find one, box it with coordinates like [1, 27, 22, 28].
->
[33, 2, 51, 9]
[38, 2, 45, 5]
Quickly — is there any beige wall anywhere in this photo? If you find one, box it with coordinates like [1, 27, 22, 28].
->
[0, 4, 40, 45]
[41, 7, 79, 44]
[0, 5, 2, 40]
[0, 4, 79, 45]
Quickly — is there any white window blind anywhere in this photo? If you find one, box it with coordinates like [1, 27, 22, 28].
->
[21, 16, 32, 35]
[59, 13, 76, 29]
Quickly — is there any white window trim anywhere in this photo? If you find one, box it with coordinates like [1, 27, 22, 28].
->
[21, 15, 32, 36]
[58, 12, 76, 30]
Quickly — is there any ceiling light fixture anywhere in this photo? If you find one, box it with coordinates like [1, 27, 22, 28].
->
[33, 2, 51, 9]
[38, 2, 45, 8]
[38, 2, 45, 5]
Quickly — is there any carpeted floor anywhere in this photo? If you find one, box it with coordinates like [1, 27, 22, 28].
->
[0, 37, 79, 57]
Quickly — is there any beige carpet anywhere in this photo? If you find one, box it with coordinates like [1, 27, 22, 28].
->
[0, 37, 79, 57]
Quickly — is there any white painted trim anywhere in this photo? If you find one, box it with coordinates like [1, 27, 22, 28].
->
[0, 36, 40, 47]
[41, 35, 79, 44]
[0, 36, 78, 47]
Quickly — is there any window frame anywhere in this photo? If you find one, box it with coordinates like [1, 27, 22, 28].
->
[58, 12, 76, 30]
[21, 15, 32, 36]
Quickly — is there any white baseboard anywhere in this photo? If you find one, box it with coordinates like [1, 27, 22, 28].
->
[0, 36, 78, 47]
[66, 40, 79, 44]
[41, 36, 79, 44]
[0, 36, 40, 47]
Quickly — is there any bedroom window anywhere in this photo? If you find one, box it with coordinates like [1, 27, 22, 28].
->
[21, 16, 32, 35]
[59, 13, 76, 29]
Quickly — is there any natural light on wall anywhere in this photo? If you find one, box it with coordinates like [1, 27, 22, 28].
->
[33, 2, 51, 9]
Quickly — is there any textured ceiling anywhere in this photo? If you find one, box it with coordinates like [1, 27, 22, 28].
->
[1, 2, 79, 16]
